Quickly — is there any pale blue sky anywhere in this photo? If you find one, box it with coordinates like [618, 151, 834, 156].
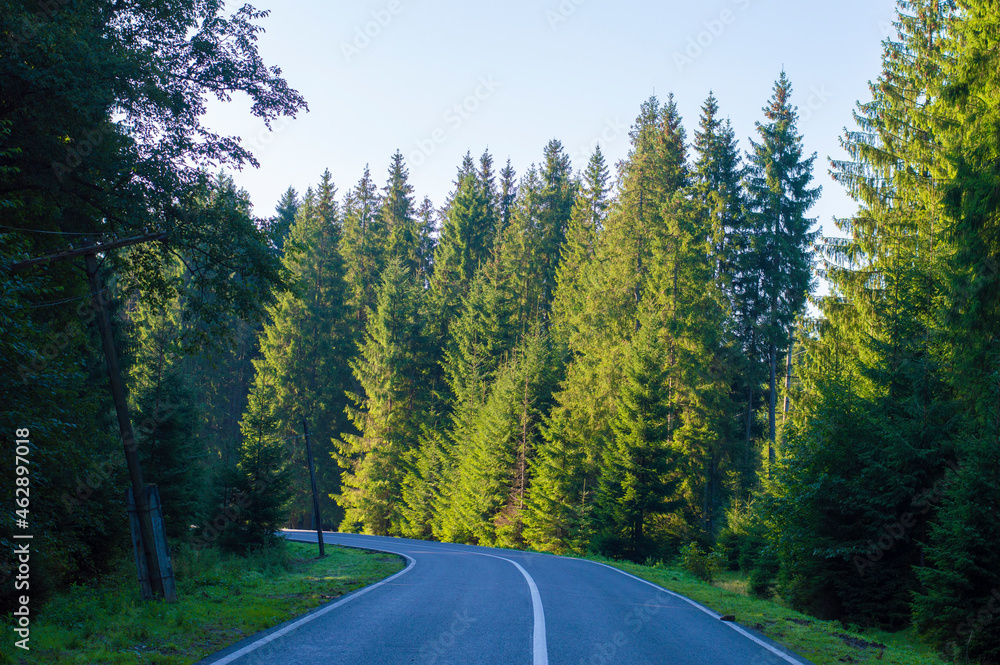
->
[206, 0, 896, 257]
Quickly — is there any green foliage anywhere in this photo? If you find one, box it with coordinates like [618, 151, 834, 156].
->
[337, 256, 429, 535]
[1, 0, 300, 340]
[133, 369, 203, 541]
[438, 328, 558, 548]
[10, 8, 1000, 655]
[398, 425, 449, 539]
[914, 430, 1000, 662]
[8, 541, 401, 665]
[220, 378, 294, 553]
[342, 165, 386, 327]
[0, 237, 129, 613]
[766, 341, 940, 626]
[692, 92, 762, 495]
[268, 186, 301, 251]
[433, 261, 523, 541]
[733, 2, 986, 647]
[679, 542, 723, 583]
[596, 321, 682, 561]
[250, 174, 354, 529]
[4, 0, 290, 339]
[716, 499, 758, 571]
[745, 72, 821, 449]
[433, 163, 493, 296]
[908, 4, 1000, 660]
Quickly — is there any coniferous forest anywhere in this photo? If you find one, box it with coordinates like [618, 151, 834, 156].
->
[2, 1, 999, 662]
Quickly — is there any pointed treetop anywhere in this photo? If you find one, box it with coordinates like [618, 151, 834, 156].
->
[764, 70, 796, 124]
[317, 169, 338, 222]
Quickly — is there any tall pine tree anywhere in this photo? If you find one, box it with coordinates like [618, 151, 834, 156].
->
[337, 256, 429, 535]
[744, 73, 821, 466]
[249, 172, 354, 529]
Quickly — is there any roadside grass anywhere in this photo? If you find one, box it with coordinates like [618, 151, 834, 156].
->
[3, 541, 403, 665]
[588, 557, 950, 665]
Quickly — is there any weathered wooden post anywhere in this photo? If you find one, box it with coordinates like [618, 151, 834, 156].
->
[85, 251, 165, 599]
[11, 232, 176, 601]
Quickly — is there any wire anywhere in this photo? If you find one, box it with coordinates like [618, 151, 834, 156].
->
[16, 288, 108, 309]
[0, 224, 117, 236]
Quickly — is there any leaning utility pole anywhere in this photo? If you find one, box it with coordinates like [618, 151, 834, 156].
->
[11, 232, 176, 601]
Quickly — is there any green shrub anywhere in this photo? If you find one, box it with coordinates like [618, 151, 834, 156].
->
[716, 499, 756, 571]
[748, 565, 776, 598]
[680, 542, 723, 582]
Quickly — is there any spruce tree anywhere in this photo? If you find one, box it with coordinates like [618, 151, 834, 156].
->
[770, 2, 955, 626]
[434, 256, 520, 540]
[523, 410, 595, 554]
[536, 140, 576, 317]
[499, 158, 518, 238]
[596, 320, 681, 561]
[693, 93, 745, 269]
[250, 173, 354, 529]
[415, 196, 437, 284]
[441, 329, 556, 548]
[433, 167, 492, 290]
[398, 425, 449, 539]
[691, 92, 755, 506]
[129, 298, 204, 540]
[552, 145, 611, 347]
[268, 186, 300, 252]
[222, 375, 294, 553]
[337, 256, 428, 535]
[498, 166, 546, 327]
[911, 2, 1000, 658]
[530, 97, 686, 553]
[479, 149, 499, 246]
[915, 431, 1000, 662]
[652, 189, 735, 541]
[426, 163, 491, 341]
[342, 165, 385, 327]
[744, 72, 821, 465]
[423, 160, 493, 413]
[381, 151, 420, 274]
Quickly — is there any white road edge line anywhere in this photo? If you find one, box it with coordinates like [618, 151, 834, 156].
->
[582, 559, 808, 665]
[207, 534, 416, 665]
[475, 553, 549, 665]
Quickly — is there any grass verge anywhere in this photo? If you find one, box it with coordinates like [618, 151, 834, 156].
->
[589, 557, 951, 665]
[2, 540, 403, 665]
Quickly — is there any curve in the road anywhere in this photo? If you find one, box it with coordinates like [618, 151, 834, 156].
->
[473, 551, 548, 665]
[199, 531, 816, 665]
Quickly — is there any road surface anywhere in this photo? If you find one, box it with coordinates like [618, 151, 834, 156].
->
[197, 531, 815, 665]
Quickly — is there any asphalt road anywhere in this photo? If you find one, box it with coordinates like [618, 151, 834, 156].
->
[198, 531, 815, 665]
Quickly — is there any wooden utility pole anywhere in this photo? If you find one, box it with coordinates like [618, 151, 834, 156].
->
[302, 419, 325, 557]
[11, 232, 176, 601]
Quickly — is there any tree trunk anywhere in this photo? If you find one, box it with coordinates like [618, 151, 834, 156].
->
[768, 342, 777, 473]
[783, 334, 794, 427]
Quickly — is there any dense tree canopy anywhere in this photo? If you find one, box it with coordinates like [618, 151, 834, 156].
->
[3, 5, 999, 664]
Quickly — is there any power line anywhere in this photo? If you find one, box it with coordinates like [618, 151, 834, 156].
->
[0, 224, 117, 236]
[16, 288, 109, 309]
